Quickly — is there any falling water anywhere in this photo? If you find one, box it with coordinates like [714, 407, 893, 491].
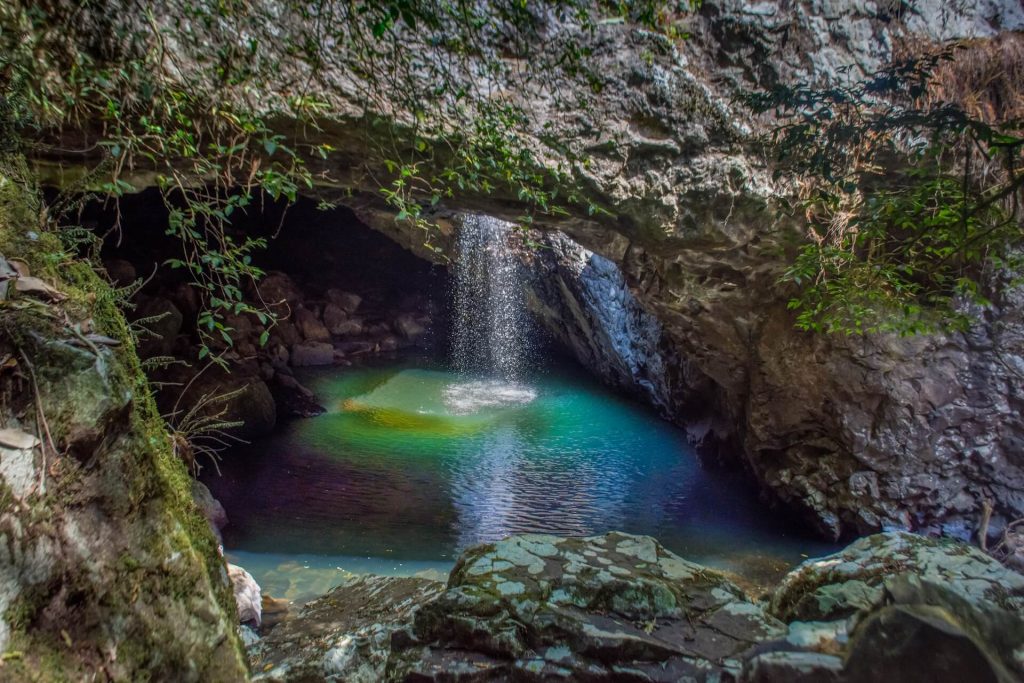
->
[450, 214, 534, 381]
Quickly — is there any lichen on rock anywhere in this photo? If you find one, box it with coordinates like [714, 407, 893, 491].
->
[0, 164, 248, 680]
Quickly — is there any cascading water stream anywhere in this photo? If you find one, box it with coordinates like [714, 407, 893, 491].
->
[451, 214, 534, 381]
[446, 215, 537, 414]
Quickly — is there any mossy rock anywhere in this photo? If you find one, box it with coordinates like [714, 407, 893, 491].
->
[391, 532, 786, 681]
[769, 531, 1024, 623]
[0, 163, 248, 681]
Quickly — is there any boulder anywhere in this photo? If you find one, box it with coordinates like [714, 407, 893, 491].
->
[391, 532, 786, 681]
[270, 319, 302, 348]
[103, 258, 136, 287]
[376, 335, 399, 352]
[322, 303, 348, 333]
[256, 272, 304, 311]
[168, 369, 277, 441]
[0, 227, 247, 679]
[769, 532, 1024, 623]
[167, 280, 202, 321]
[290, 342, 335, 367]
[271, 373, 326, 418]
[844, 603, 1015, 683]
[392, 313, 427, 340]
[191, 480, 228, 539]
[224, 378, 277, 440]
[325, 288, 361, 314]
[228, 564, 262, 626]
[242, 532, 1024, 682]
[293, 305, 330, 342]
[133, 295, 183, 358]
[328, 318, 364, 338]
[248, 575, 444, 682]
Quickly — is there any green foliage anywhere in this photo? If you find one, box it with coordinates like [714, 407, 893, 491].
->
[0, 0, 695, 354]
[744, 47, 1024, 335]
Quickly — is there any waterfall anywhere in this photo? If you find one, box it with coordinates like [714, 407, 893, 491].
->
[450, 214, 534, 381]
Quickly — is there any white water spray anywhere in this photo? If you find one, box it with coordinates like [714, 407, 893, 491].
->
[447, 215, 537, 413]
[450, 214, 535, 381]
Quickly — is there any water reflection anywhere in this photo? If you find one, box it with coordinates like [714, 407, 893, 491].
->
[204, 361, 837, 596]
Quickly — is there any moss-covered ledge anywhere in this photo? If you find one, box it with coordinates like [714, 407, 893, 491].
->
[0, 159, 247, 680]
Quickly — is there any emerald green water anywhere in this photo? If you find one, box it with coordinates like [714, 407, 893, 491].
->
[207, 358, 835, 600]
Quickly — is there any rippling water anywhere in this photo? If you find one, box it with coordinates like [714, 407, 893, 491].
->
[206, 359, 836, 600]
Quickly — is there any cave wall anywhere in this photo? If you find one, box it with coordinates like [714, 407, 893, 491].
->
[84, 192, 447, 441]
[0, 171, 247, 680]
[26, 0, 1024, 539]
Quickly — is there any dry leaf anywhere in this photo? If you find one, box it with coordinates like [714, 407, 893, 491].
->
[8, 259, 30, 277]
[14, 276, 67, 302]
[0, 427, 40, 450]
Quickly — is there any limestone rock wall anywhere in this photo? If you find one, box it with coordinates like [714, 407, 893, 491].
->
[24, 0, 1024, 538]
[0, 171, 247, 680]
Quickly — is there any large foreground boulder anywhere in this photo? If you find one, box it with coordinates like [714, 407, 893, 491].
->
[760, 531, 1024, 682]
[770, 531, 1024, 622]
[249, 532, 1024, 682]
[390, 533, 785, 681]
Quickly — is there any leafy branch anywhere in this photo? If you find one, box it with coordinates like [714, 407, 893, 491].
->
[743, 43, 1024, 335]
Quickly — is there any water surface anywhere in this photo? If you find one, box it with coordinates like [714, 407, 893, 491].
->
[208, 358, 835, 600]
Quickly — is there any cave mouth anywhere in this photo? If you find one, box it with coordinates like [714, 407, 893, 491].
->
[80, 190, 835, 601]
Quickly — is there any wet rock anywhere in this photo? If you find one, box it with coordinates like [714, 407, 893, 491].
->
[326, 288, 361, 314]
[257, 271, 304, 311]
[322, 303, 348, 334]
[261, 594, 292, 630]
[249, 575, 444, 682]
[291, 342, 335, 367]
[294, 305, 330, 343]
[133, 295, 183, 358]
[769, 531, 1024, 623]
[229, 564, 263, 626]
[739, 651, 844, 682]
[103, 258, 136, 287]
[328, 318, 364, 338]
[392, 313, 427, 340]
[336, 340, 375, 355]
[191, 480, 228, 540]
[391, 532, 786, 681]
[271, 373, 326, 418]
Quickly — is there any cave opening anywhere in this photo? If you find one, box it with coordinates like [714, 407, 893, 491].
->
[71, 189, 835, 601]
